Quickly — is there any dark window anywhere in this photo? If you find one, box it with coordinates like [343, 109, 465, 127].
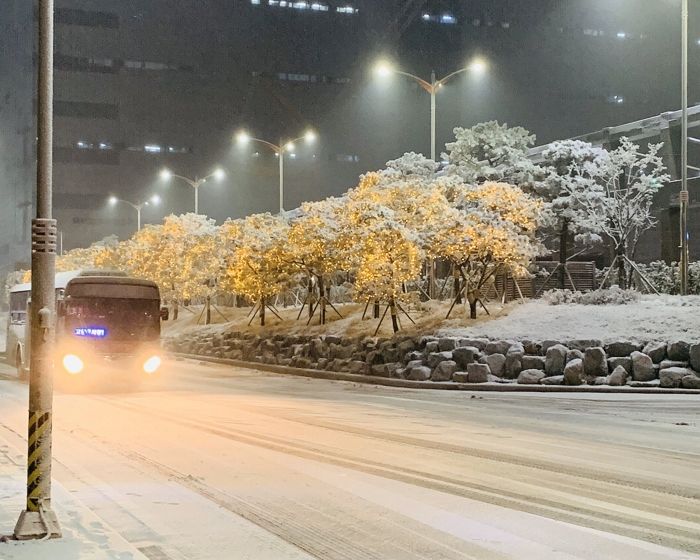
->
[54, 147, 121, 166]
[54, 194, 111, 210]
[54, 101, 119, 120]
[55, 8, 119, 29]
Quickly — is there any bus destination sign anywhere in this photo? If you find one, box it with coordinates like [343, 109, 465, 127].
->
[74, 327, 108, 338]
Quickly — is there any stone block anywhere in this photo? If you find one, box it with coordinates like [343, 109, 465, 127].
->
[432, 360, 458, 381]
[564, 358, 583, 385]
[631, 351, 655, 382]
[545, 344, 568, 376]
[466, 363, 491, 383]
[667, 341, 690, 362]
[583, 347, 607, 378]
[452, 346, 481, 369]
[517, 369, 545, 384]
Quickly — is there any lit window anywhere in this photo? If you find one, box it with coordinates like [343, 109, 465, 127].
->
[293, 1, 308, 8]
[144, 144, 162, 153]
[440, 13, 456, 24]
[336, 154, 359, 162]
[336, 6, 356, 14]
[501, 21, 510, 29]
[167, 146, 189, 154]
[289, 153, 297, 159]
[616, 31, 626, 39]
[607, 95, 625, 105]
[251, 0, 260, 4]
[98, 142, 112, 150]
[422, 13, 430, 21]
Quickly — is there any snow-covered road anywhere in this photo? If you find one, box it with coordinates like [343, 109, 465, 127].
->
[1, 359, 699, 560]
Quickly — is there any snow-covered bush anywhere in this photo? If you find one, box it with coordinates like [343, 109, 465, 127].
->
[543, 287, 640, 305]
[631, 261, 700, 295]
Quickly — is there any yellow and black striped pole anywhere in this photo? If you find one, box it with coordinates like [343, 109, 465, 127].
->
[13, 0, 61, 540]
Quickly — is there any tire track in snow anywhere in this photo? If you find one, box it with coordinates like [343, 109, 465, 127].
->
[95, 396, 700, 555]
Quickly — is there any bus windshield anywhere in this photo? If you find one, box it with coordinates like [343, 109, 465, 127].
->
[63, 297, 160, 341]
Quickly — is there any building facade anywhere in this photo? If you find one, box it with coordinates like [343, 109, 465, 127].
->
[0, 0, 696, 275]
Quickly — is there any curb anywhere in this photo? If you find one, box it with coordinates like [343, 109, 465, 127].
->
[172, 353, 700, 394]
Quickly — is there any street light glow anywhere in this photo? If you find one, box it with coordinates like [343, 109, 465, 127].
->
[213, 168, 226, 181]
[108, 196, 118, 205]
[160, 168, 172, 181]
[285, 142, 295, 151]
[374, 60, 394, 78]
[304, 130, 317, 143]
[150, 194, 161, 205]
[468, 57, 488, 74]
[236, 131, 250, 144]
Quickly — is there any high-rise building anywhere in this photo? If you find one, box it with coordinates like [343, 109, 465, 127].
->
[0, 1, 35, 277]
[0, 0, 694, 275]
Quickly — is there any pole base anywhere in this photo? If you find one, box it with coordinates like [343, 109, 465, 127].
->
[13, 509, 62, 540]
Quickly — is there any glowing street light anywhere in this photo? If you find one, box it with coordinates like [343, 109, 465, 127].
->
[108, 194, 160, 231]
[235, 129, 316, 213]
[373, 56, 489, 160]
[159, 168, 225, 214]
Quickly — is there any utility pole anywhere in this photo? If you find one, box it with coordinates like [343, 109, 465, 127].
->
[14, 0, 61, 540]
[680, 0, 690, 295]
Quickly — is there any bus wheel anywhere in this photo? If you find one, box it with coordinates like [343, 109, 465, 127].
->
[16, 349, 27, 381]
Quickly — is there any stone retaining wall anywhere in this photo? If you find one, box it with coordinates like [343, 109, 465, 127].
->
[164, 332, 700, 390]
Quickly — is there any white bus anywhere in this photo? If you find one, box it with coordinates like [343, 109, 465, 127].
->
[7, 270, 80, 379]
[7, 270, 164, 382]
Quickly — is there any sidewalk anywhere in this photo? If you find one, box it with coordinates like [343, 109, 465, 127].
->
[0, 434, 147, 560]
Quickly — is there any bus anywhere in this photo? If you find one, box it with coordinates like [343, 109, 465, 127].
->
[7, 271, 164, 382]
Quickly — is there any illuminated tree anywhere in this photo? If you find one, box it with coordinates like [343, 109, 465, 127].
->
[339, 172, 428, 332]
[107, 214, 221, 322]
[219, 213, 291, 326]
[285, 197, 348, 324]
[434, 181, 542, 319]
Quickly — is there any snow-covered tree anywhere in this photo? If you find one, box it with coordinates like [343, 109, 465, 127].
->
[219, 213, 291, 326]
[566, 138, 669, 289]
[384, 152, 439, 178]
[433, 181, 542, 318]
[110, 214, 221, 322]
[443, 121, 538, 185]
[285, 197, 348, 323]
[532, 140, 606, 288]
[338, 173, 426, 332]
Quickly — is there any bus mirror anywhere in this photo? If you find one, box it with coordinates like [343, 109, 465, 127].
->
[160, 306, 169, 321]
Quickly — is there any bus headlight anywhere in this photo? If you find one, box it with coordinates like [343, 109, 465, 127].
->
[62, 354, 84, 375]
[143, 355, 161, 374]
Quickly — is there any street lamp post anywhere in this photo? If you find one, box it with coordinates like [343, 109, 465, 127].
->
[160, 168, 225, 214]
[236, 130, 316, 213]
[13, 0, 62, 541]
[374, 58, 487, 161]
[680, 0, 689, 295]
[109, 195, 160, 231]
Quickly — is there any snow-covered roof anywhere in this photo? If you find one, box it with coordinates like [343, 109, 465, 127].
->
[529, 104, 700, 163]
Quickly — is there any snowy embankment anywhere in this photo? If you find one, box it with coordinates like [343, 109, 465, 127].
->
[438, 295, 700, 343]
[164, 295, 700, 344]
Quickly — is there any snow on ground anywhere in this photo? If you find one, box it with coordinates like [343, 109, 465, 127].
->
[439, 294, 700, 343]
[164, 295, 700, 344]
[1, 361, 699, 559]
[0, 438, 147, 559]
